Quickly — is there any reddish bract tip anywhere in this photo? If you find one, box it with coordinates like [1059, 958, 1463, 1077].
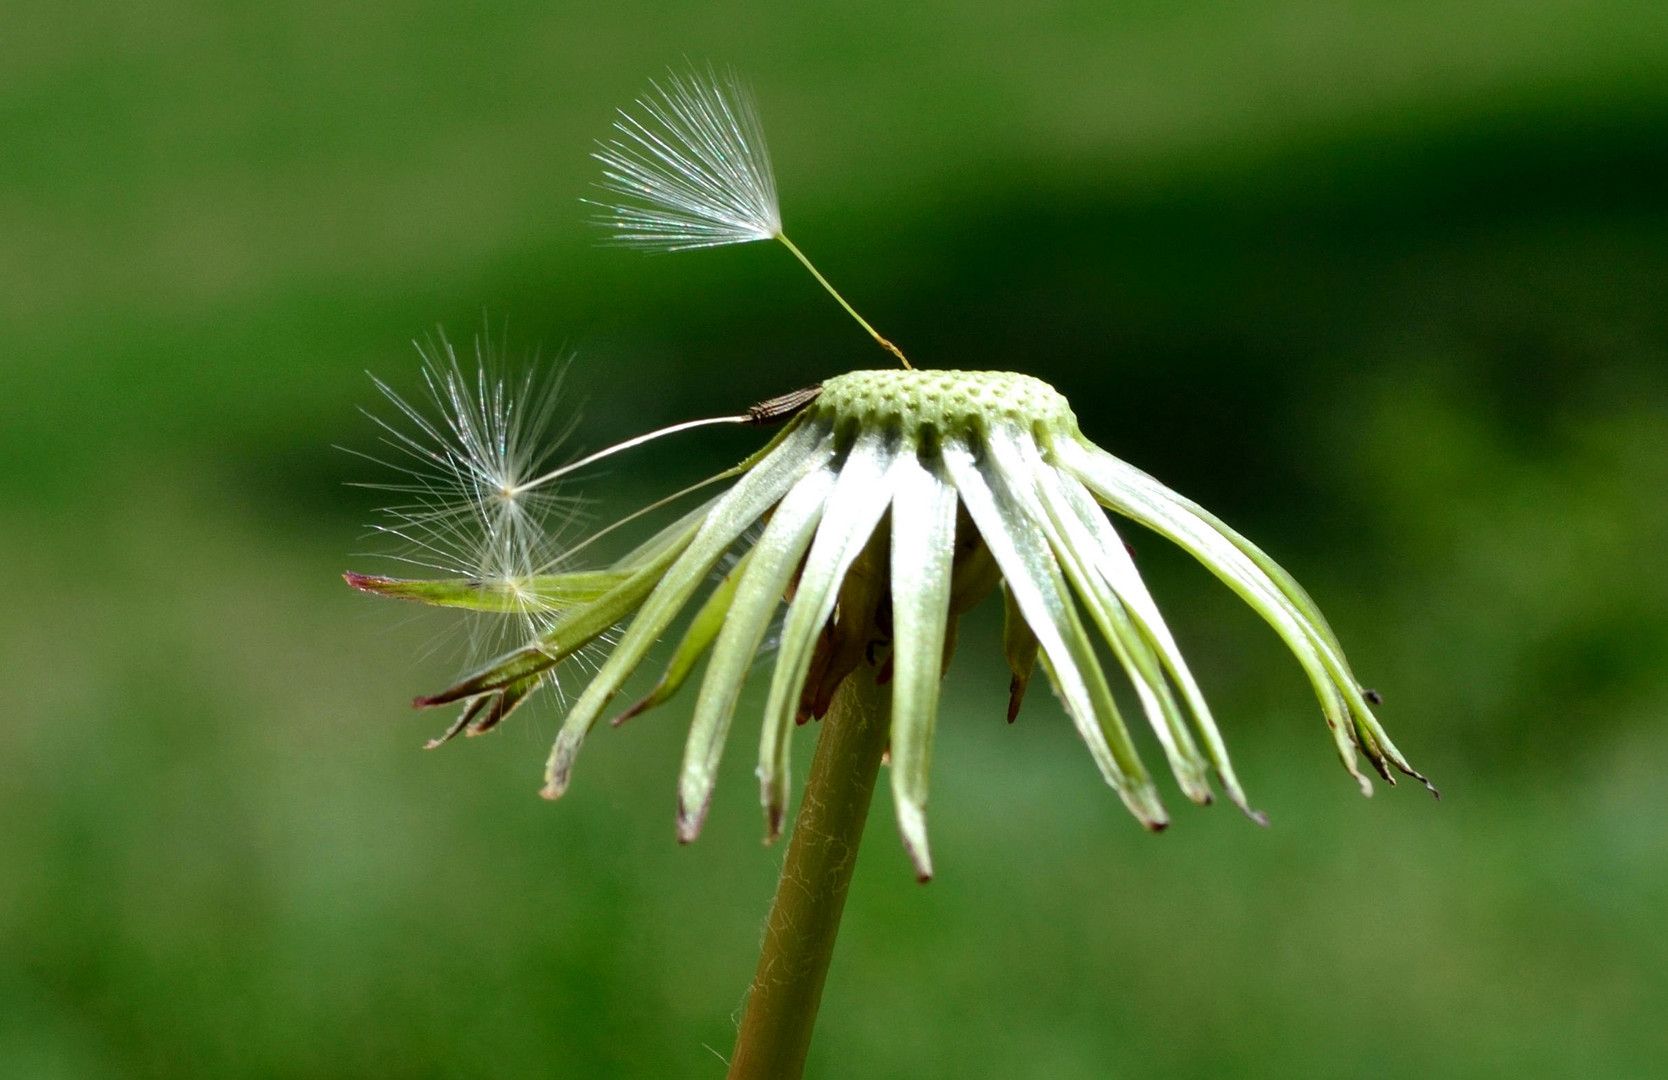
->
[612, 697, 652, 727]
[343, 571, 382, 591]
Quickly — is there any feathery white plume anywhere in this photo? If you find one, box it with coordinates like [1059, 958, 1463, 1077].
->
[347, 332, 761, 741]
[353, 331, 583, 647]
[591, 63, 911, 365]
[591, 63, 782, 251]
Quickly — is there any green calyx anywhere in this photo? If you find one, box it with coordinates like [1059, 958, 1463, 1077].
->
[813, 369, 1078, 439]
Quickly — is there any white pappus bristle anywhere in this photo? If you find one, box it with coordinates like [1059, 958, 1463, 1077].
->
[590, 63, 782, 251]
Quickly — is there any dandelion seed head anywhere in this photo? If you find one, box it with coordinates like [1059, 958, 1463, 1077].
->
[393, 368, 1430, 868]
[590, 63, 782, 251]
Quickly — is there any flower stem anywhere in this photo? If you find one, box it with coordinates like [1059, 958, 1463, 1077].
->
[726, 669, 892, 1080]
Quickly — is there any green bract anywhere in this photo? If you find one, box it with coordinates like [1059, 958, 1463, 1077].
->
[353, 368, 1432, 881]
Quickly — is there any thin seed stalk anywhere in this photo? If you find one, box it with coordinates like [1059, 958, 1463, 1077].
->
[726, 669, 891, 1080]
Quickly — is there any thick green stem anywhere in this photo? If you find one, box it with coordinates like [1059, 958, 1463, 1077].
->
[726, 670, 891, 1080]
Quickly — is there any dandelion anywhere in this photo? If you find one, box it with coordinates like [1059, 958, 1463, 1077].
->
[346, 66, 1434, 1080]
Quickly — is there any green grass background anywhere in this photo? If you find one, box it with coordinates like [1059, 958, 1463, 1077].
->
[3, 2, 1666, 1076]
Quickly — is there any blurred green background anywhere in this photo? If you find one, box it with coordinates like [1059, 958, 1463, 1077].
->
[4, 2, 1666, 1077]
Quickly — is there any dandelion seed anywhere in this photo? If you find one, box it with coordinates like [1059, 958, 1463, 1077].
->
[345, 330, 605, 742]
[591, 63, 913, 369]
[347, 330, 791, 741]
[350, 331, 578, 629]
